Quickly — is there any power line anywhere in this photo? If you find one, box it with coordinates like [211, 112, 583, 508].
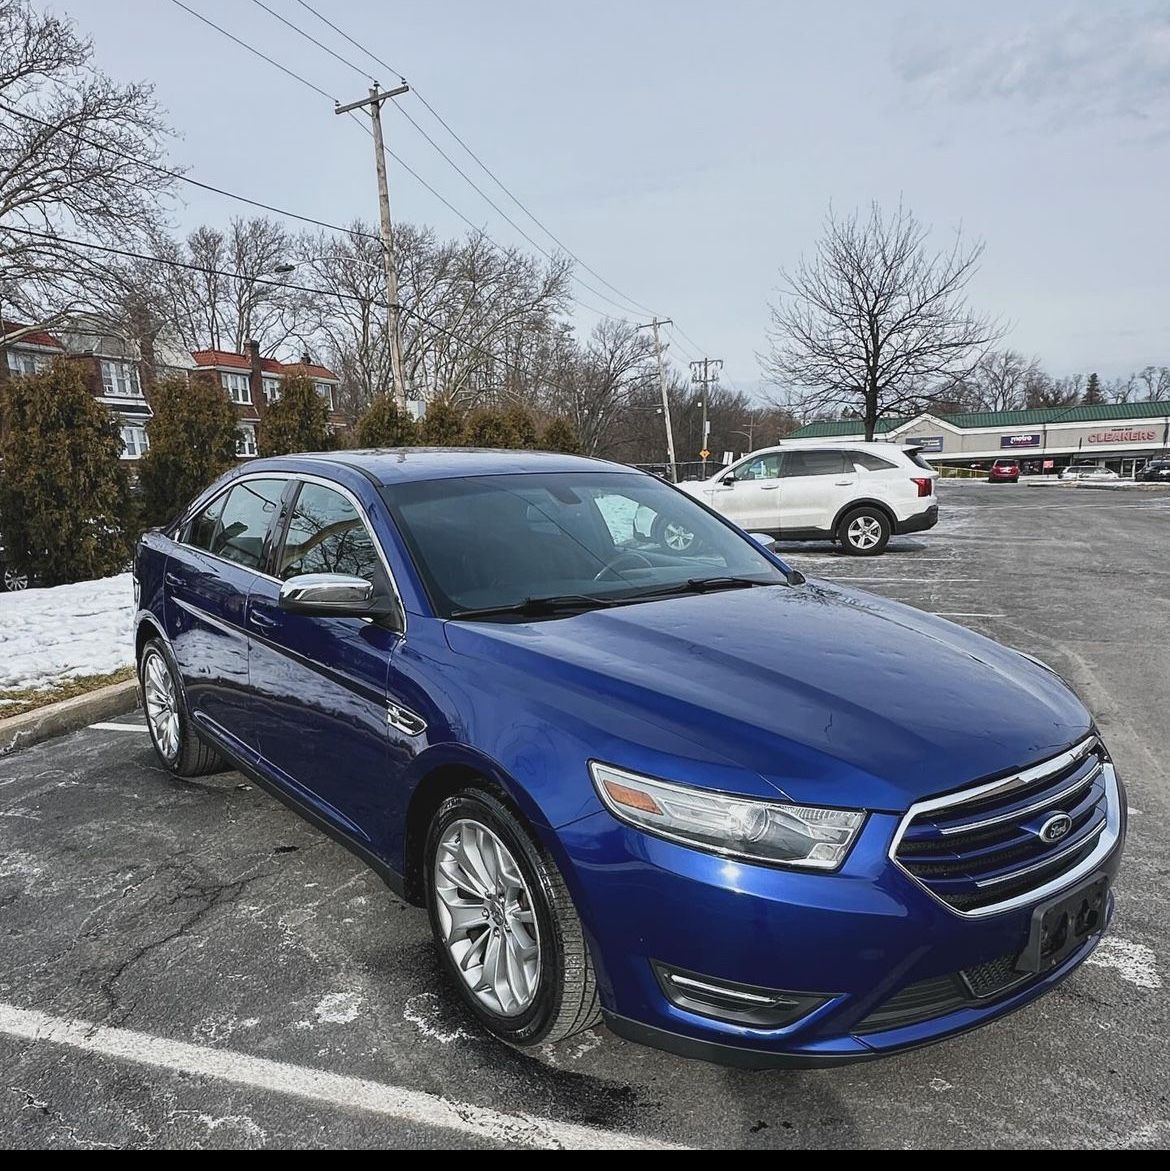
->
[2, 223, 576, 395]
[168, 0, 334, 102]
[0, 101, 379, 241]
[241, 0, 641, 317]
[289, 0, 660, 317]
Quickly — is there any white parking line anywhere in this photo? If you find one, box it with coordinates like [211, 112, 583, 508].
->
[89, 722, 146, 732]
[0, 1003, 685, 1150]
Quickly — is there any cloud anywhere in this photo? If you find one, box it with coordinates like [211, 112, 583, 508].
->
[895, 4, 1170, 126]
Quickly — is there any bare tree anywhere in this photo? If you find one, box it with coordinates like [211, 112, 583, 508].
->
[0, 0, 172, 345]
[764, 202, 1001, 439]
[1136, 365, 1170, 401]
[145, 217, 304, 353]
[1027, 372, 1081, 408]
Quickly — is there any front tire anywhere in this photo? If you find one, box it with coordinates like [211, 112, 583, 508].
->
[838, 506, 891, 556]
[425, 788, 600, 1047]
[651, 514, 697, 553]
[138, 638, 228, 777]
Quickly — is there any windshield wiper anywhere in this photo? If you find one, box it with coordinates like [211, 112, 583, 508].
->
[631, 576, 773, 599]
[449, 594, 621, 621]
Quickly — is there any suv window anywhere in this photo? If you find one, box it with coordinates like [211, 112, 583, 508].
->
[183, 493, 227, 551]
[783, 450, 847, 477]
[278, 482, 381, 583]
[735, 453, 782, 481]
[210, 478, 287, 569]
[852, 451, 897, 471]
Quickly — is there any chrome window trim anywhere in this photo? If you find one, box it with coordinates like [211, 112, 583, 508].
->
[172, 469, 407, 633]
[888, 742, 1121, 919]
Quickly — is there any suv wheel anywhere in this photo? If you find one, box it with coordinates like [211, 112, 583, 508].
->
[838, 506, 891, 556]
[3, 567, 29, 591]
[139, 638, 229, 776]
[425, 788, 601, 1047]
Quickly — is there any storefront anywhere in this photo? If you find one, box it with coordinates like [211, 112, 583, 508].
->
[787, 403, 1170, 476]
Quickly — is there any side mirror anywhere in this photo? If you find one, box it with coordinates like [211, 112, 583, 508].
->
[747, 532, 778, 552]
[720, 472, 736, 486]
[279, 572, 394, 619]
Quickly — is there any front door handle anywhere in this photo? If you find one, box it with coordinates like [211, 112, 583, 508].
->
[164, 571, 185, 588]
[760, 484, 780, 490]
[835, 479, 855, 486]
[248, 609, 280, 630]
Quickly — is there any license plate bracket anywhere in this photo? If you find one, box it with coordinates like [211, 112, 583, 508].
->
[1016, 873, 1108, 975]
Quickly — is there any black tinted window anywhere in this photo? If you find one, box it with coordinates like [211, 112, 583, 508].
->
[211, 479, 286, 569]
[852, 451, 897, 471]
[184, 493, 226, 550]
[279, 483, 380, 583]
[784, 450, 847, 476]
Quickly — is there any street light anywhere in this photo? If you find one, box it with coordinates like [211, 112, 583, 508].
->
[273, 255, 382, 275]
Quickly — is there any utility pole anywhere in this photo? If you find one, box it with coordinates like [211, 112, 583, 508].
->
[690, 357, 722, 473]
[637, 317, 677, 480]
[336, 83, 410, 408]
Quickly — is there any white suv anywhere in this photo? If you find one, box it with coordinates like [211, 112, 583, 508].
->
[677, 442, 939, 555]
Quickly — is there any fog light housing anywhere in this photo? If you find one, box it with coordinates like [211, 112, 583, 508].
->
[652, 962, 828, 1028]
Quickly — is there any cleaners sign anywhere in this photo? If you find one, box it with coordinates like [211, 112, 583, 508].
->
[1086, 429, 1156, 444]
[1000, 433, 1041, 449]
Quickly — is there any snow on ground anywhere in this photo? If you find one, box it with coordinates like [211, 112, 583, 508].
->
[0, 573, 135, 691]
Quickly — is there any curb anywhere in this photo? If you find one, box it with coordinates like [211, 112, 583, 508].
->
[0, 678, 140, 757]
[1075, 481, 1170, 492]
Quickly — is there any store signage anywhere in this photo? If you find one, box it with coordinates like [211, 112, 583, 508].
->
[915, 435, 944, 452]
[1086, 429, 1156, 444]
[1000, 433, 1041, 448]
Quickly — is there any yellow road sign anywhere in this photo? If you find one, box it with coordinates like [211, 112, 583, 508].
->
[699, 448, 710, 459]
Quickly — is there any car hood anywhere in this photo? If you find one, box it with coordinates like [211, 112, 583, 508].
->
[442, 582, 1092, 811]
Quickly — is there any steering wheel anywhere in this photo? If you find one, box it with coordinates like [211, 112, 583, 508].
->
[592, 549, 655, 582]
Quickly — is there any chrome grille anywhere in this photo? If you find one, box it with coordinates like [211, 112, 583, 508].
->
[891, 737, 1119, 916]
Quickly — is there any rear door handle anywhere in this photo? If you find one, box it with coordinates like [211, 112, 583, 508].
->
[835, 479, 855, 486]
[164, 571, 185, 588]
[248, 609, 280, 630]
[760, 484, 779, 490]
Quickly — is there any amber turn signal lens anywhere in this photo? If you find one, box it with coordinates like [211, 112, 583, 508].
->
[601, 779, 662, 815]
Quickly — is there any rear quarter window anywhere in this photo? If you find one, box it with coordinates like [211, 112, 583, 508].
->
[852, 451, 897, 471]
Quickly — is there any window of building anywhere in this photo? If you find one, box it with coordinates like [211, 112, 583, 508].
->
[236, 424, 257, 457]
[221, 371, 251, 404]
[262, 377, 281, 403]
[315, 381, 334, 411]
[101, 359, 142, 398]
[6, 350, 51, 376]
[119, 423, 149, 459]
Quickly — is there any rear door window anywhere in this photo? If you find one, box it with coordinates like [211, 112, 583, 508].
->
[210, 478, 287, 570]
[784, 450, 848, 476]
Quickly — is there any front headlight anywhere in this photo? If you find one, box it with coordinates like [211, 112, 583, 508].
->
[589, 762, 866, 870]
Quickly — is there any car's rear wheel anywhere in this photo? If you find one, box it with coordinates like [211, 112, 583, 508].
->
[138, 638, 229, 777]
[651, 514, 696, 552]
[425, 788, 600, 1047]
[3, 567, 29, 591]
[838, 506, 891, 556]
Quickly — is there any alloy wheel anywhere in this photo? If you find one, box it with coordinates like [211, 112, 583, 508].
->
[143, 650, 181, 761]
[846, 515, 883, 551]
[3, 569, 28, 591]
[662, 521, 695, 551]
[433, 818, 541, 1018]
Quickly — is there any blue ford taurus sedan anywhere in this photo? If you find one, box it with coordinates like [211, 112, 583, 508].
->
[133, 449, 1124, 1066]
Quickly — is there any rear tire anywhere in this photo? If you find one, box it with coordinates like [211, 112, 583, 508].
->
[651, 514, 697, 553]
[138, 638, 229, 777]
[837, 506, 891, 556]
[425, 788, 601, 1048]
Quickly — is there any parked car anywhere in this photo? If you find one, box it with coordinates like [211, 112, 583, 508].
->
[1061, 464, 1120, 482]
[1136, 458, 1170, 483]
[677, 442, 938, 556]
[988, 458, 1020, 484]
[134, 450, 1124, 1067]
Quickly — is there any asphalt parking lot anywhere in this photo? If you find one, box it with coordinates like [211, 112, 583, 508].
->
[1, 480, 1167, 1149]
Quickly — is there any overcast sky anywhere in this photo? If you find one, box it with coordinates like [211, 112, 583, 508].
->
[64, 0, 1170, 392]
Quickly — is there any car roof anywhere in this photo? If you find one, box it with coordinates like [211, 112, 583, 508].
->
[240, 447, 631, 487]
[748, 440, 909, 455]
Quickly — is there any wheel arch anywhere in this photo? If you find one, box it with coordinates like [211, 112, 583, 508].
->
[832, 497, 896, 538]
[134, 612, 167, 665]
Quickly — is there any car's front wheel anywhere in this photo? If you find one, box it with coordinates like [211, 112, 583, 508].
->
[838, 506, 891, 556]
[138, 638, 229, 777]
[651, 514, 697, 552]
[3, 567, 29, 591]
[425, 788, 600, 1047]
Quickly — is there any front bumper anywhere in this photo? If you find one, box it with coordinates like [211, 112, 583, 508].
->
[894, 504, 939, 535]
[551, 776, 1124, 1067]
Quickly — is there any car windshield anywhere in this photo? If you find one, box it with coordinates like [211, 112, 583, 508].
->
[381, 470, 788, 619]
